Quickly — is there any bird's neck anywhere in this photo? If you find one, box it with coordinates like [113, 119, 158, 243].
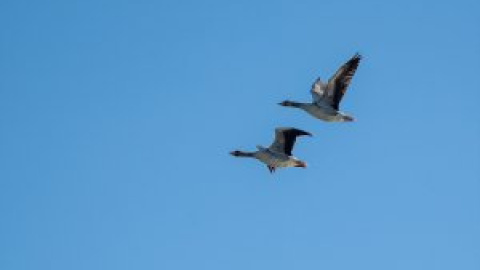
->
[235, 151, 256, 158]
[287, 101, 305, 108]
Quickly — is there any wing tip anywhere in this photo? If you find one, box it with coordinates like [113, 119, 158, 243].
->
[276, 127, 312, 137]
[353, 52, 362, 61]
[302, 130, 313, 137]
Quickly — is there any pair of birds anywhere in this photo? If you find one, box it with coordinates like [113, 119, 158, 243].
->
[230, 53, 362, 173]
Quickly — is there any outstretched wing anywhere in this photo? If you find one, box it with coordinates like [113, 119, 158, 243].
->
[310, 77, 327, 103]
[269, 128, 311, 156]
[326, 53, 362, 110]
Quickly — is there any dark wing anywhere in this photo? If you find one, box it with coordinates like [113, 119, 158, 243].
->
[326, 53, 362, 110]
[269, 128, 311, 156]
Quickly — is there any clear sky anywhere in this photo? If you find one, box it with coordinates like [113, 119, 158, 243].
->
[1, 0, 479, 269]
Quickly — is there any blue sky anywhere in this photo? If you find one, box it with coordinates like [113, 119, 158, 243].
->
[1, 0, 479, 269]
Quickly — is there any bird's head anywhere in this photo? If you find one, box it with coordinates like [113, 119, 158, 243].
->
[230, 150, 242, 157]
[278, 100, 295, 107]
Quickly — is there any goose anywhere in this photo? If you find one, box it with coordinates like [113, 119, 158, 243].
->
[279, 53, 362, 122]
[230, 127, 311, 173]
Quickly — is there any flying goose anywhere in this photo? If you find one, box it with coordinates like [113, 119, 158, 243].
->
[230, 127, 311, 173]
[279, 53, 362, 122]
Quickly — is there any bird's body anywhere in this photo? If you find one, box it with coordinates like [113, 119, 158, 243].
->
[294, 102, 344, 122]
[230, 128, 311, 173]
[254, 146, 303, 168]
[279, 53, 362, 122]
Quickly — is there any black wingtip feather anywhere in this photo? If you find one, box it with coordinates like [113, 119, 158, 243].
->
[288, 128, 312, 137]
[280, 128, 312, 156]
[352, 53, 362, 64]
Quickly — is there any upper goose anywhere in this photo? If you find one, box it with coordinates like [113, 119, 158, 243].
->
[279, 53, 362, 122]
[230, 127, 311, 173]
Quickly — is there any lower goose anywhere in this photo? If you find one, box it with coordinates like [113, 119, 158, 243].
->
[230, 127, 311, 173]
